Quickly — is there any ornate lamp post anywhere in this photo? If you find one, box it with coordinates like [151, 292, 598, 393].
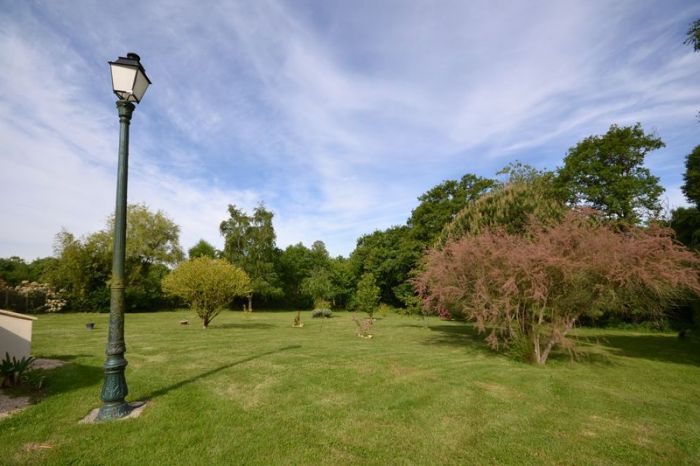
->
[97, 53, 151, 421]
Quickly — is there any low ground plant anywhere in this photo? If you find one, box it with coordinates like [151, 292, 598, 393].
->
[311, 308, 332, 318]
[311, 299, 332, 318]
[0, 353, 39, 389]
[377, 303, 393, 318]
[352, 315, 374, 338]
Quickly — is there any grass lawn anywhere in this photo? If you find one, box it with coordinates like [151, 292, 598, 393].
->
[1, 310, 700, 465]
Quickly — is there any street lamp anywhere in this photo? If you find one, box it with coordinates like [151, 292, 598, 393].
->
[97, 53, 151, 421]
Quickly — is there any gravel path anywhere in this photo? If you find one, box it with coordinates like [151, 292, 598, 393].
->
[0, 393, 30, 420]
[33, 358, 66, 370]
[0, 358, 67, 420]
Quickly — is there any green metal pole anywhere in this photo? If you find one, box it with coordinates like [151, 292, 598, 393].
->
[97, 100, 135, 421]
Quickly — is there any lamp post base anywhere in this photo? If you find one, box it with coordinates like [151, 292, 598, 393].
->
[96, 355, 130, 421]
[96, 401, 133, 421]
[82, 400, 147, 424]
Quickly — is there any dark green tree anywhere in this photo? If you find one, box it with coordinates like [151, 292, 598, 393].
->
[438, 173, 566, 247]
[309, 240, 330, 266]
[350, 226, 423, 306]
[670, 146, 700, 251]
[26, 257, 58, 283]
[45, 230, 111, 310]
[103, 204, 184, 309]
[353, 272, 381, 318]
[685, 18, 700, 51]
[670, 207, 700, 251]
[682, 145, 700, 207]
[670, 140, 700, 331]
[188, 239, 218, 259]
[45, 205, 184, 310]
[685, 19, 700, 119]
[301, 267, 334, 307]
[496, 161, 554, 185]
[408, 174, 496, 243]
[555, 123, 665, 224]
[0, 257, 31, 286]
[328, 256, 355, 308]
[220, 204, 282, 310]
[120, 204, 184, 266]
[277, 243, 316, 308]
[0, 256, 55, 286]
[276, 241, 333, 308]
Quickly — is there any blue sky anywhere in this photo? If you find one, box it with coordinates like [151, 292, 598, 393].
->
[1, 0, 699, 260]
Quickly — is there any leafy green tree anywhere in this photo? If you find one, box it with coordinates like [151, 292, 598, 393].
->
[555, 123, 665, 224]
[0, 257, 31, 286]
[670, 207, 700, 250]
[220, 204, 282, 310]
[26, 257, 58, 283]
[408, 174, 496, 243]
[309, 240, 330, 267]
[188, 239, 218, 259]
[46, 204, 184, 311]
[103, 204, 184, 309]
[162, 257, 250, 328]
[670, 143, 700, 330]
[671, 146, 700, 251]
[682, 145, 700, 207]
[438, 174, 566, 247]
[301, 267, 334, 307]
[353, 272, 381, 318]
[685, 18, 700, 51]
[45, 229, 112, 310]
[276, 240, 333, 308]
[686, 19, 700, 118]
[119, 204, 184, 266]
[87, 204, 183, 269]
[277, 243, 316, 308]
[0, 256, 53, 286]
[496, 161, 554, 185]
[350, 226, 423, 306]
[328, 256, 356, 308]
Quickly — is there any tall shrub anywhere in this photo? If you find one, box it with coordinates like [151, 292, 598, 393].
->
[162, 257, 251, 328]
[416, 210, 700, 364]
[437, 177, 565, 248]
[353, 273, 381, 318]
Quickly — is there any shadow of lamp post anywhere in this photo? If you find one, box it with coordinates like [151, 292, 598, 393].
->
[97, 53, 151, 421]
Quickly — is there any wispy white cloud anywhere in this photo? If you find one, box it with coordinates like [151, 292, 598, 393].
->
[1, 0, 699, 259]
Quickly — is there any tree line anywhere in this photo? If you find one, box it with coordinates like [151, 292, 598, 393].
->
[4, 20, 700, 321]
[2, 122, 698, 319]
[2, 19, 698, 366]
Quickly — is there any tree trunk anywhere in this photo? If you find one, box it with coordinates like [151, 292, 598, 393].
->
[248, 294, 253, 312]
[203, 316, 209, 329]
[532, 331, 542, 365]
[537, 317, 577, 365]
[539, 337, 557, 365]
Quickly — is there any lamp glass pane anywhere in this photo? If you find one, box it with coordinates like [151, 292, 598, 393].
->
[110, 63, 137, 95]
[132, 70, 150, 102]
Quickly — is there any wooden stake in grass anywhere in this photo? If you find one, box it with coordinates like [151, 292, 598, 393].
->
[353, 315, 374, 339]
[293, 311, 304, 328]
